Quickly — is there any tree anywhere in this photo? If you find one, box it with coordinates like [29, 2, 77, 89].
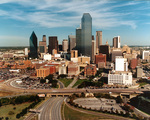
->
[40, 79, 46, 84]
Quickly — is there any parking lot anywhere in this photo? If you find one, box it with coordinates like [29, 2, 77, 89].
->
[12, 77, 52, 89]
[73, 98, 124, 113]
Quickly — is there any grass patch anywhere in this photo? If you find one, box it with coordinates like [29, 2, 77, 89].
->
[0, 91, 17, 97]
[0, 102, 33, 120]
[64, 104, 114, 120]
[139, 82, 147, 87]
[58, 78, 73, 87]
[72, 79, 87, 88]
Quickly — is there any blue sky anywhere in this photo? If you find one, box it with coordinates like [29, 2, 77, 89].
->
[0, 0, 150, 46]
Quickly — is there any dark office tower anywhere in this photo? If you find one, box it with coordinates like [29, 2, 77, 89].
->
[92, 35, 94, 40]
[58, 44, 63, 52]
[29, 31, 38, 58]
[48, 36, 58, 54]
[96, 31, 102, 53]
[76, 27, 82, 55]
[81, 13, 92, 58]
[39, 35, 47, 53]
[68, 35, 76, 52]
[99, 44, 110, 61]
[113, 36, 120, 48]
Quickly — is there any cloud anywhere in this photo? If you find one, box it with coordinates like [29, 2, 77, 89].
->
[0, 0, 146, 29]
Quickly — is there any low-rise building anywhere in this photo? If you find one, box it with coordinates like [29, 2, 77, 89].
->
[36, 67, 50, 78]
[59, 64, 67, 75]
[68, 62, 80, 76]
[84, 64, 97, 76]
[78, 56, 90, 64]
[108, 71, 132, 85]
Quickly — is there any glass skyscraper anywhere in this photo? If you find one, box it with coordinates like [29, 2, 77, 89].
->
[29, 31, 38, 58]
[81, 13, 92, 58]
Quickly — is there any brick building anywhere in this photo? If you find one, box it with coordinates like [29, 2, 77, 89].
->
[68, 62, 80, 76]
[84, 64, 97, 76]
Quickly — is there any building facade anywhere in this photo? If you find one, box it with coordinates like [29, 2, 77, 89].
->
[62, 39, 68, 53]
[84, 64, 97, 76]
[48, 36, 58, 54]
[81, 13, 92, 58]
[96, 31, 102, 53]
[113, 36, 120, 48]
[108, 71, 132, 85]
[29, 31, 38, 58]
[68, 35, 76, 52]
[39, 35, 47, 53]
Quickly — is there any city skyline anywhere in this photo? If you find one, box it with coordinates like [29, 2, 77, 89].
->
[0, 0, 150, 46]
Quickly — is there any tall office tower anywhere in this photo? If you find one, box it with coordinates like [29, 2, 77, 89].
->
[39, 35, 47, 53]
[81, 13, 92, 58]
[76, 27, 82, 56]
[68, 35, 76, 52]
[99, 44, 110, 61]
[48, 36, 58, 54]
[29, 31, 38, 58]
[92, 40, 96, 63]
[96, 31, 102, 53]
[113, 36, 120, 48]
[62, 39, 68, 53]
[111, 48, 122, 62]
[58, 44, 63, 52]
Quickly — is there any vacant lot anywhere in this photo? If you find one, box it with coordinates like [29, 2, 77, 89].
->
[0, 102, 32, 120]
[64, 104, 114, 120]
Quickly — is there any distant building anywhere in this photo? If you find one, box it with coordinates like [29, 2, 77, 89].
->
[68, 35, 76, 52]
[68, 62, 80, 76]
[136, 66, 143, 78]
[142, 50, 149, 62]
[59, 64, 67, 75]
[39, 35, 47, 53]
[58, 44, 63, 52]
[62, 39, 68, 53]
[108, 71, 132, 85]
[95, 53, 106, 66]
[115, 56, 128, 71]
[130, 58, 138, 69]
[71, 50, 78, 58]
[24, 48, 28, 56]
[84, 64, 97, 76]
[96, 31, 102, 53]
[113, 36, 120, 48]
[43, 54, 51, 61]
[92, 40, 96, 63]
[3, 53, 14, 59]
[76, 27, 82, 56]
[29, 31, 38, 58]
[48, 36, 58, 54]
[122, 45, 131, 54]
[99, 44, 110, 61]
[111, 48, 122, 62]
[78, 56, 90, 64]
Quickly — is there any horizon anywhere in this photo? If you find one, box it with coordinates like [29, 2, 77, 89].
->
[0, 0, 150, 46]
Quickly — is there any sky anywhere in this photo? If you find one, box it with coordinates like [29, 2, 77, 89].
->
[0, 0, 150, 46]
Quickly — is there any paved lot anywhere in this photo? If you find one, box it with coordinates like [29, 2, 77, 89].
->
[74, 98, 124, 112]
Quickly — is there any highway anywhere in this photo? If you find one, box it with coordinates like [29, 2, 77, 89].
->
[39, 97, 65, 120]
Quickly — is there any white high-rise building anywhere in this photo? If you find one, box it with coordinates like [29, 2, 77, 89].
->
[142, 50, 149, 61]
[115, 56, 128, 71]
[24, 48, 28, 56]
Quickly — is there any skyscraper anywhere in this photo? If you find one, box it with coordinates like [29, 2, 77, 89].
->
[96, 31, 102, 53]
[113, 36, 120, 48]
[29, 31, 38, 58]
[48, 36, 58, 54]
[92, 40, 96, 63]
[62, 39, 68, 53]
[81, 13, 92, 58]
[68, 35, 76, 52]
[76, 27, 82, 55]
[39, 35, 47, 53]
